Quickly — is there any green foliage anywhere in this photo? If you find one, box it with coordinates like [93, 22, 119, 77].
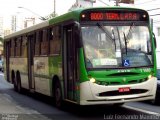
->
[45, 12, 58, 20]
[0, 37, 3, 45]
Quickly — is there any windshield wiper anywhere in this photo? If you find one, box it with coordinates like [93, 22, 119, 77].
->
[123, 32, 128, 55]
[111, 29, 117, 51]
[97, 23, 112, 39]
[97, 23, 117, 51]
[126, 22, 135, 40]
[122, 23, 135, 55]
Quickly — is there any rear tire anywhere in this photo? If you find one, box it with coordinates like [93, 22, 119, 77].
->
[54, 81, 62, 108]
[17, 73, 22, 93]
[12, 72, 17, 91]
[14, 80, 17, 91]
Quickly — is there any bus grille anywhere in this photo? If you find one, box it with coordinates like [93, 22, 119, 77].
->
[98, 89, 148, 97]
[96, 78, 148, 86]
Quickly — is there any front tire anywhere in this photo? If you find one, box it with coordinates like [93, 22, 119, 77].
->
[151, 96, 159, 105]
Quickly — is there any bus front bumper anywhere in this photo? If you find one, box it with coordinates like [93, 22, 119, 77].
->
[79, 77, 157, 105]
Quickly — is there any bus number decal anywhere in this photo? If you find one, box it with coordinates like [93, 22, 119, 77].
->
[91, 13, 103, 20]
[142, 68, 151, 72]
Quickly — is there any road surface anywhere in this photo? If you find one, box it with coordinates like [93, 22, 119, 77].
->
[0, 72, 160, 120]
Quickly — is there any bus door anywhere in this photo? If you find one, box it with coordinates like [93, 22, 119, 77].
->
[27, 34, 35, 91]
[63, 24, 78, 101]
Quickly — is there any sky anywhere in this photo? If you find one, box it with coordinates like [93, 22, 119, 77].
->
[0, 0, 75, 16]
[0, 0, 159, 16]
[0, 0, 159, 49]
[0, 0, 107, 29]
[0, 0, 108, 16]
[0, 0, 76, 29]
[0, 0, 160, 28]
[0, 0, 159, 19]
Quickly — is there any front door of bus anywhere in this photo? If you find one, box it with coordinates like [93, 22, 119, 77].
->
[28, 35, 35, 91]
[64, 25, 77, 101]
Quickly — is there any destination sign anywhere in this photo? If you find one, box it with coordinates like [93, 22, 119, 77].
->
[90, 12, 139, 21]
[81, 10, 148, 21]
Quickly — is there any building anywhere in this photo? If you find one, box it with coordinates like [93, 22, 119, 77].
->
[69, 0, 96, 11]
[0, 17, 3, 36]
[24, 17, 35, 28]
[4, 29, 11, 36]
[134, 0, 160, 37]
[11, 15, 17, 33]
[0, 17, 3, 56]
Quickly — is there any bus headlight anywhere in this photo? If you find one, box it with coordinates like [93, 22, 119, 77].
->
[148, 75, 152, 79]
[90, 78, 96, 83]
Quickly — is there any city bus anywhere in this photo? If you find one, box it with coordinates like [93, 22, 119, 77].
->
[4, 7, 157, 107]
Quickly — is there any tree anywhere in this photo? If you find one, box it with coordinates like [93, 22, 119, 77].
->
[0, 37, 3, 45]
[119, 0, 134, 4]
[45, 12, 58, 20]
[0, 37, 3, 56]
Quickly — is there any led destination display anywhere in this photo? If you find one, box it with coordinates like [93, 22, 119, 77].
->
[81, 10, 148, 21]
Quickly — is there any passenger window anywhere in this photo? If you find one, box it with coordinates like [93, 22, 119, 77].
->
[50, 26, 61, 55]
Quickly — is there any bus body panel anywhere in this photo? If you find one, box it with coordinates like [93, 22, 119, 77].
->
[34, 57, 51, 96]
[9, 57, 29, 89]
[3, 7, 157, 106]
[80, 77, 157, 105]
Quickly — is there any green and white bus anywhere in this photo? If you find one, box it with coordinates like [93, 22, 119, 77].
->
[4, 7, 157, 107]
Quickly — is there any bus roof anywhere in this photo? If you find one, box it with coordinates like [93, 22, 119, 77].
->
[4, 7, 147, 40]
[4, 8, 84, 40]
[4, 21, 49, 40]
[49, 6, 148, 25]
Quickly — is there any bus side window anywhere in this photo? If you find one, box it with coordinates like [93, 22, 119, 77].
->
[34, 32, 40, 56]
[49, 27, 53, 40]
[50, 27, 55, 55]
[10, 39, 15, 57]
[40, 29, 48, 55]
[14, 38, 17, 57]
[50, 26, 61, 55]
[22, 36, 27, 57]
[16, 37, 22, 57]
[8, 40, 11, 57]
[48, 27, 53, 54]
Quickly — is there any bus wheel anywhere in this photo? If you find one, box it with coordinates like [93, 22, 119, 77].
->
[14, 79, 17, 91]
[54, 82, 62, 108]
[12, 72, 17, 91]
[17, 73, 22, 93]
[151, 96, 159, 105]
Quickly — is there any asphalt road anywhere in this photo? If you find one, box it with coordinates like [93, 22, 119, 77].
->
[0, 72, 160, 120]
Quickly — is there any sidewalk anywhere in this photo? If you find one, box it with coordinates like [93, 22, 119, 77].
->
[0, 74, 51, 120]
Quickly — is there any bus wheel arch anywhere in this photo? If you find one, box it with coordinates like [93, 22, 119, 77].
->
[52, 75, 62, 108]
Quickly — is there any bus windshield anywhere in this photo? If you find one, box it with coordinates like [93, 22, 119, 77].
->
[81, 23, 153, 69]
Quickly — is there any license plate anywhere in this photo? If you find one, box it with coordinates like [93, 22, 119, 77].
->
[119, 87, 130, 92]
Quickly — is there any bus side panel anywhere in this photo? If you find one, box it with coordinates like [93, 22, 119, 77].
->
[48, 56, 63, 96]
[34, 56, 51, 96]
[9, 58, 29, 89]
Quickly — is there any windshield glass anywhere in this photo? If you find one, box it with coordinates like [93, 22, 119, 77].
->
[81, 23, 153, 69]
